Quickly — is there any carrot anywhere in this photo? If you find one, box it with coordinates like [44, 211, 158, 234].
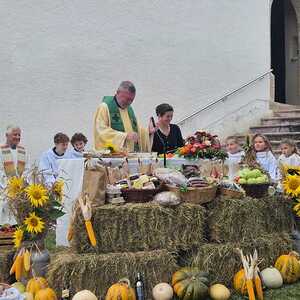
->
[246, 279, 256, 300]
[254, 274, 263, 300]
[85, 220, 97, 247]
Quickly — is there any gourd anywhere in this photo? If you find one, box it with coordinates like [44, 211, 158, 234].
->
[22, 292, 34, 300]
[209, 284, 230, 300]
[26, 277, 48, 296]
[233, 269, 247, 295]
[152, 283, 173, 300]
[172, 267, 209, 300]
[105, 278, 136, 300]
[260, 267, 283, 288]
[72, 290, 98, 300]
[275, 251, 300, 283]
[34, 288, 57, 300]
[11, 282, 26, 293]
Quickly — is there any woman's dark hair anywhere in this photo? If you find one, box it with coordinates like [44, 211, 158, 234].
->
[71, 132, 88, 145]
[156, 103, 174, 117]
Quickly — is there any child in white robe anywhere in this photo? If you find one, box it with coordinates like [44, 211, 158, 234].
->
[224, 136, 244, 181]
[69, 132, 88, 158]
[278, 139, 300, 167]
[39, 132, 71, 185]
[252, 133, 279, 182]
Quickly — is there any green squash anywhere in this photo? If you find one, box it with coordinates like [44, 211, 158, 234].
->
[172, 267, 209, 300]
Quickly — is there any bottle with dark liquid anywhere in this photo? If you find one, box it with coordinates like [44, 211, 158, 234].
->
[135, 272, 145, 300]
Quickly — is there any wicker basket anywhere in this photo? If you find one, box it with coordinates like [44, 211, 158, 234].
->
[167, 185, 217, 204]
[0, 232, 14, 251]
[219, 187, 244, 199]
[240, 183, 270, 198]
[121, 184, 165, 203]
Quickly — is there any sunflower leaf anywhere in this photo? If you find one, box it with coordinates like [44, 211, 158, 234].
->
[48, 208, 65, 220]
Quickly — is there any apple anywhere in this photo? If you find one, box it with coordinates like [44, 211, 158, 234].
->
[255, 177, 266, 184]
[238, 178, 247, 184]
[11, 282, 25, 293]
[249, 169, 262, 178]
[247, 178, 257, 184]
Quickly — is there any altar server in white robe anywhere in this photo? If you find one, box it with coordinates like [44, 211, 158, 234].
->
[69, 132, 88, 158]
[39, 132, 71, 185]
[252, 134, 279, 182]
[0, 125, 29, 225]
[278, 139, 300, 167]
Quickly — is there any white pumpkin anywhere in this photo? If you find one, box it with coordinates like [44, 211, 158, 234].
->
[22, 292, 34, 300]
[72, 290, 98, 300]
[261, 267, 283, 289]
[152, 283, 173, 300]
[209, 284, 231, 300]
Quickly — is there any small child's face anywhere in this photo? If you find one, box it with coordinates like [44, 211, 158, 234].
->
[254, 136, 267, 152]
[55, 142, 69, 154]
[226, 139, 239, 154]
[74, 141, 85, 152]
[280, 143, 293, 157]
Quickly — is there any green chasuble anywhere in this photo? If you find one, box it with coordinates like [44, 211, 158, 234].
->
[103, 96, 139, 151]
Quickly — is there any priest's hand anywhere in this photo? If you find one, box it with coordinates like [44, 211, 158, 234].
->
[126, 132, 139, 143]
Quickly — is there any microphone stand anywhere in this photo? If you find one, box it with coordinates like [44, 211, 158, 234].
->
[156, 131, 167, 168]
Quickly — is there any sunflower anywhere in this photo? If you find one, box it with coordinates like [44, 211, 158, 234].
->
[25, 184, 49, 207]
[283, 175, 300, 197]
[294, 200, 300, 214]
[24, 212, 45, 234]
[6, 176, 24, 198]
[52, 180, 64, 201]
[104, 141, 117, 153]
[282, 165, 300, 177]
[13, 227, 24, 248]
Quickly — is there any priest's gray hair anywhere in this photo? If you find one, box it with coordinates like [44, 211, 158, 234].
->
[117, 81, 136, 94]
[6, 125, 21, 134]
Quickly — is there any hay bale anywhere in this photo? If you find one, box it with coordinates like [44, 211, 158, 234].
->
[0, 249, 15, 283]
[71, 203, 206, 254]
[47, 249, 178, 299]
[208, 195, 293, 243]
[189, 232, 294, 286]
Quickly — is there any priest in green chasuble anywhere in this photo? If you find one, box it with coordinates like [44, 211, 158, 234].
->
[93, 81, 153, 152]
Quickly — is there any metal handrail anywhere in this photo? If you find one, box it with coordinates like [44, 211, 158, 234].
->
[177, 69, 273, 125]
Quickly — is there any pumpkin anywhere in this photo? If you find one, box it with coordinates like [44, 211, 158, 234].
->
[105, 278, 136, 300]
[209, 284, 230, 300]
[72, 290, 98, 300]
[152, 283, 173, 300]
[172, 267, 209, 300]
[34, 287, 57, 300]
[26, 277, 48, 296]
[275, 251, 300, 283]
[233, 269, 247, 295]
[260, 267, 283, 289]
[22, 292, 34, 300]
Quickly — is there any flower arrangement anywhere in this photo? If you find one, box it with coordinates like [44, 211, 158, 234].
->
[281, 165, 300, 217]
[4, 169, 65, 249]
[177, 130, 228, 160]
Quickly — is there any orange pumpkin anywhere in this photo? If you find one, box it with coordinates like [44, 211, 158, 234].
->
[34, 287, 57, 300]
[233, 269, 247, 295]
[105, 278, 136, 300]
[26, 277, 48, 297]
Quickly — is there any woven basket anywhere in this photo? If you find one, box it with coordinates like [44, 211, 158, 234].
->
[121, 184, 165, 203]
[219, 187, 244, 199]
[167, 185, 217, 204]
[0, 232, 14, 251]
[240, 183, 270, 198]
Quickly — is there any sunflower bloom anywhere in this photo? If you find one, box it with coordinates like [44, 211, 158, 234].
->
[24, 212, 45, 234]
[104, 141, 117, 153]
[294, 200, 300, 213]
[283, 165, 300, 177]
[13, 227, 24, 248]
[25, 184, 49, 207]
[52, 180, 64, 201]
[283, 175, 300, 197]
[6, 177, 24, 198]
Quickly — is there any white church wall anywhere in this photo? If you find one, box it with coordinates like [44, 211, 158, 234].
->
[0, 0, 271, 160]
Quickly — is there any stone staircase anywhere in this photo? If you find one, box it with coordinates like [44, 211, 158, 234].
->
[234, 104, 300, 156]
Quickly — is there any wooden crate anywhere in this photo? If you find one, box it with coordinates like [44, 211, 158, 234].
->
[0, 232, 14, 250]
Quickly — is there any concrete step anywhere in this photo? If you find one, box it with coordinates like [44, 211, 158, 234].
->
[263, 132, 300, 141]
[270, 140, 300, 149]
[261, 116, 300, 126]
[250, 124, 300, 133]
[273, 109, 300, 117]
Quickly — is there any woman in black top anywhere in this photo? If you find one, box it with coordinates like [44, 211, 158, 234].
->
[151, 103, 184, 154]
